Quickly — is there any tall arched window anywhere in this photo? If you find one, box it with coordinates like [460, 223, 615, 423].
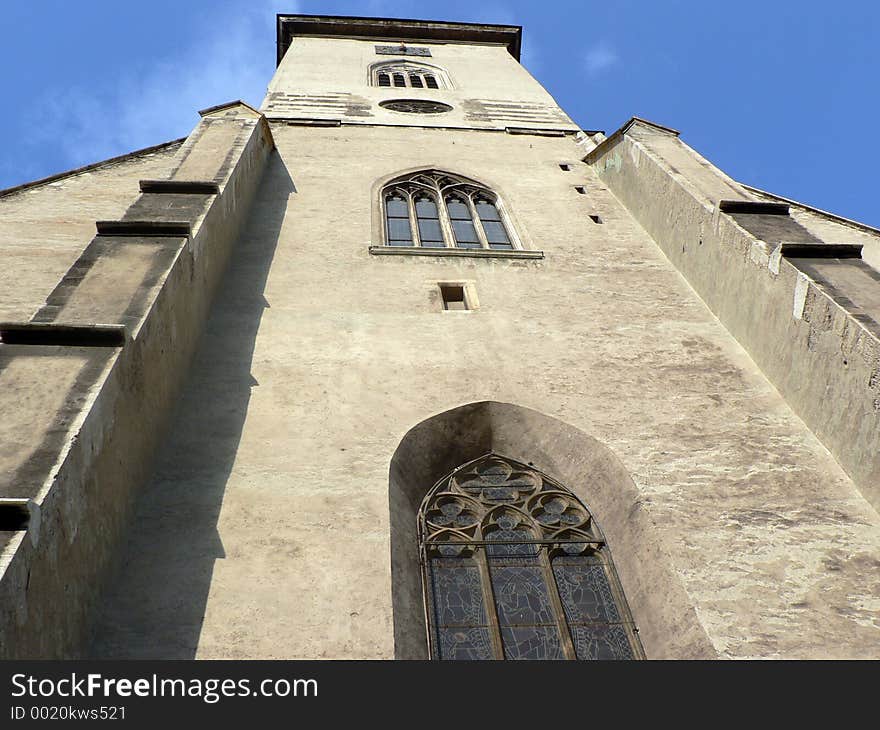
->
[418, 454, 644, 660]
[372, 61, 447, 89]
[383, 171, 518, 250]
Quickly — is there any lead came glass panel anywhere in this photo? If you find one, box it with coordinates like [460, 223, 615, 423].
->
[568, 625, 635, 660]
[485, 529, 538, 557]
[488, 547, 564, 660]
[420, 454, 643, 660]
[428, 557, 494, 660]
[500, 627, 565, 660]
[553, 556, 622, 623]
[428, 558, 488, 626]
[425, 75, 439, 89]
[489, 560, 557, 626]
[436, 627, 496, 660]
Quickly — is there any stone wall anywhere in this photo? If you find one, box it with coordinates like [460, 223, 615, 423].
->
[0, 104, 273, 658]
[588, 119, 880, 511]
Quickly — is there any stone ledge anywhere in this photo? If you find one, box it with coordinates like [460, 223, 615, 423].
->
[780, 243, 863, 259]
[369, 245, 544, 260]
[139, 179, 220, 194]
[719, 200, 790, 216]
[0, 500, 33, 532]
[0, 97, 275, 658]
[0, 322, 127, 347]
[505, 127, 568, 137]
[95, 220, 192, 237]
[583, 116, 680, 165]
[589, 120, 880, 510]
[283, 118, 342, 127]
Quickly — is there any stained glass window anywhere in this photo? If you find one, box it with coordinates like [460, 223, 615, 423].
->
[382, 171, 519, 251]
[418, 454, 644, 660]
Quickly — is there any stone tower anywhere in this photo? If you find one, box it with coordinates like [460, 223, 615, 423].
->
[0, 14, 879, 659]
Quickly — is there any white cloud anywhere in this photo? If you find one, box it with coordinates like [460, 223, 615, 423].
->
[25, 0, 300, 171]
[584, 41, 618, 76]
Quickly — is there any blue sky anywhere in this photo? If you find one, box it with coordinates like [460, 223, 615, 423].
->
[2, 1, 878, 226]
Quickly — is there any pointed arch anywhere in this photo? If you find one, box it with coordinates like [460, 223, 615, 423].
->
[420, 453, 644, 659]
[380, 169, 520, 250]
[388, 401, 718, 659]
[369, 59, 451, 89]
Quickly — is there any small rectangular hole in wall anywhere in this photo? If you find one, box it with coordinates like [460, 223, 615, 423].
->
[440, 284, 468, 311]
[559, 163, 571, 171]
[574, 186, 586, 195]
[589, 214, 603, 224]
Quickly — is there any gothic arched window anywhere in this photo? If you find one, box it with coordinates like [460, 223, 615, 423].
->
[382, 171, 518, 250]
[372, 61, 447, 89]
[418, 454, 644, 660]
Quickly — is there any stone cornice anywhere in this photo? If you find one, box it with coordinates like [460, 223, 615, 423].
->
[277, 14, 522, 65]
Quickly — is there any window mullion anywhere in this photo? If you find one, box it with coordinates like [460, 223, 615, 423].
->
[407, 192, 420, 247]
[477, 546, 506, 660]
[468, 193, 491, 249]
[437, 186, 456, 248]
[541, 548, 579, 660]
[418, 542, 439, 660]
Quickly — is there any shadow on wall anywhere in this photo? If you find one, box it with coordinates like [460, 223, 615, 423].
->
[388, 401, 718, 660]
[86, 151, 294, 659]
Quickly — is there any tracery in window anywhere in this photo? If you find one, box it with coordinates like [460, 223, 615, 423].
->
[382, 171, 518, 250]
[379, 100, 453, 115]
[418, 454, 644, 660]
[372, 61, 447, 89]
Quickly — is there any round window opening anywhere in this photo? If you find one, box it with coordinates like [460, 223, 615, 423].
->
[380, 99, 453, 114]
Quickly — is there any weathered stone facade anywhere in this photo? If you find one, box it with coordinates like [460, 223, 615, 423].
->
[1, 15, 878, 659]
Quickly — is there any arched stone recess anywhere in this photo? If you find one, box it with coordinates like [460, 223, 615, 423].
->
[388, 401, 717, 659]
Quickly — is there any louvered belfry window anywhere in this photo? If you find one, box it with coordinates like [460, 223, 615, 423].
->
[373, 62, 445, 90]
[418, 454, 644, 660]
[383, 171, 517, 250]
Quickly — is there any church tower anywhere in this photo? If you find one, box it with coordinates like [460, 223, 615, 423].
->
[1, 14, 879, 660]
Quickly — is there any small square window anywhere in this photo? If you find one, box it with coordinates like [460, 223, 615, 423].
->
[589, 214, 603, 224]
[574, 186, 586, 195]
[440, 284, 468, 311]
[559, 163, 571, 171]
